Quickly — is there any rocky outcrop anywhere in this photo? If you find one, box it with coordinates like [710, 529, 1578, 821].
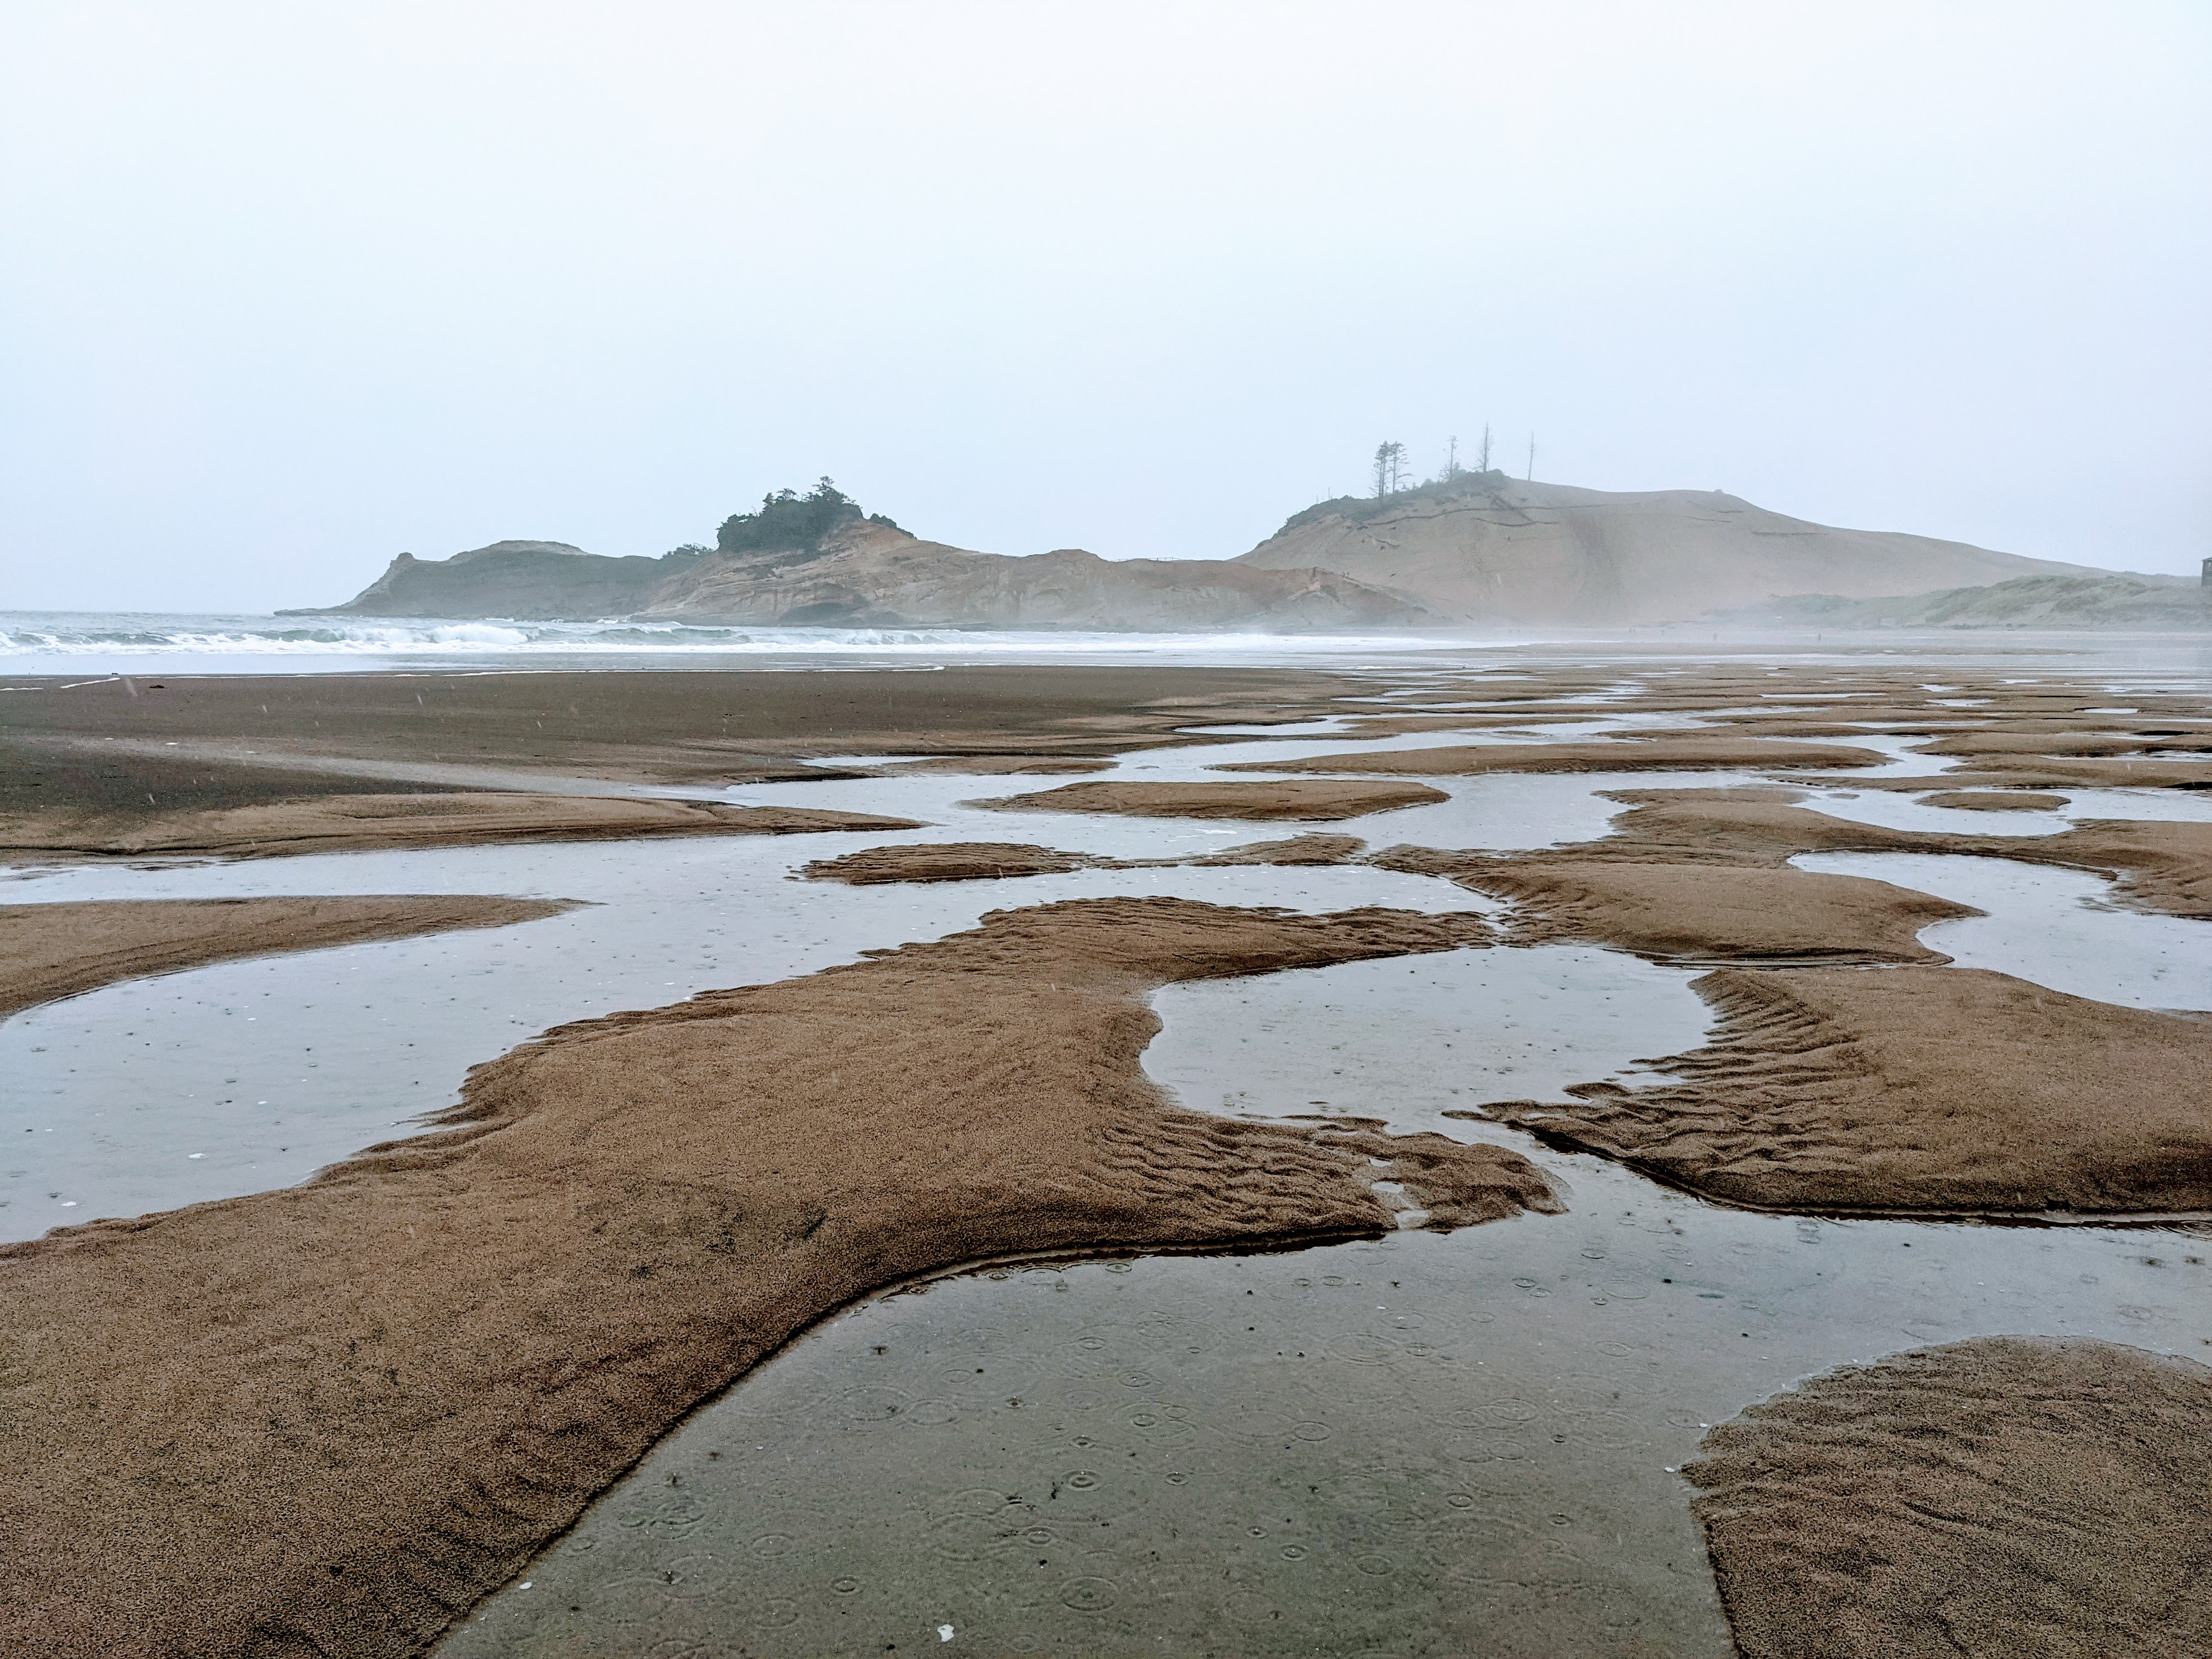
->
[639, 520, 1428, 629]
[296, 524, 1428, 631]
[288, 540, 686, 620]
[1234, 473, 2115, 626]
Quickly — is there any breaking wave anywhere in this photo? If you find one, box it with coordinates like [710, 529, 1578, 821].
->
[0, 611, 1446, 665]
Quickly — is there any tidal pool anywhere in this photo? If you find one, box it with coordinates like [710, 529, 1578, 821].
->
[442, 1141, 2204, 1657]
[0, 834, 1471, 1241]
[1792, 851, 2212, 1012]
[1, 704, 1814, 1239]
[440, 932, 2212, 1655]
[14, 653, 2212, 1651]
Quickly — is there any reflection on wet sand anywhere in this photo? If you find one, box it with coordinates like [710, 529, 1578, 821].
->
[6, 641, 2212, 1656]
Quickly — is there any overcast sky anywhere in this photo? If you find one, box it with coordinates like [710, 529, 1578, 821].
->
[3, 1, 2208, 611]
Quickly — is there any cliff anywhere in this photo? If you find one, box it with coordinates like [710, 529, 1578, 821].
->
[1233, 474, 2112, 626]
[294, 517, 1427, 631]
[1714, 572, 2204, 631]
[286, 541, 685, 620]
[637, 519, 1427, 630]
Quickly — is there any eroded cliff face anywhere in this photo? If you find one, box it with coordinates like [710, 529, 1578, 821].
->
[297, 541, 683, 620]
[1236, 475, 2106, 626]
[641, 522, 1429, 629]
[303, 523, 1432, 630]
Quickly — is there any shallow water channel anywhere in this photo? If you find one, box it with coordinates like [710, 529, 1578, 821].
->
[1794, 850, 2212, 1011]
[8, 691, 2212, 1655]
[0, 706, 1768, 1237]
[439, 941, 2210, 1657]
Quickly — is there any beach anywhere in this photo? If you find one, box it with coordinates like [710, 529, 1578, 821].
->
[3, 638, 2209, 1656]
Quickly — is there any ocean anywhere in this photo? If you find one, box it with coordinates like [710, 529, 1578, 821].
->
[0, 611, 1475, 677]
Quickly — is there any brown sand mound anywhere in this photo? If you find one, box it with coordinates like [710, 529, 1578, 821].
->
[803, 833, 1369, 888]
[1578, 792, 2212, 920]
[0, 897, 1550, 1658]
[1915, 790, 2068, 810]
[1217, 736, 1889, 777]
[1375, 851, 1973, 963]
[1569, 791, 1934, 866]
[1913, 729, 2212, 758]
[1686, 1338, 2212, 1658]
[1195, 833, 1366, 865]
[803, 841, 1094, 884]
[976, 779, 1445, 820]
[3, 791, 924, 861]
[2037, 820, 2212, 919]
[1481, 965, 2212, 1216]
[1791, 755, 2212, 790]
[876, 755, 1115, 776]
[0, 895, 573, 1018]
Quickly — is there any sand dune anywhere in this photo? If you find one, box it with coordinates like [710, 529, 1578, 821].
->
[1235, 474, 2104, 625]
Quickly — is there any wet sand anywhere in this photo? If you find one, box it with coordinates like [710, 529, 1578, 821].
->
[1221, 735, 1892, 776]
[1914, 789, 2069, 810]
[802, 841, 1098, 884]
[1688, 1338, 2212, 1657]
[1793, 755, 2212, 789]
[978, 779, 1447, 820]
[4, 791, 925, 861]
[802, 833, 1369, 886]
[2, 665, 1351, 787]
[7, 645, 2212, 1655]
[1484, 965, 2212, 1217]
[0, 895, 573, 1016]
[1374, 851, 1976, 963]
[1555, 790, 2212, 920]
[0, 898, 1550, 1659]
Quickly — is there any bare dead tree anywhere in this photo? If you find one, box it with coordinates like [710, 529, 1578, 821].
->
[1525, 434, 1536, 481]
[1478, 424, 1492, 473]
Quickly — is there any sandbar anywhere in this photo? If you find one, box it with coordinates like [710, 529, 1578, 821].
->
[0, 895, 573, 1017]
[1376, 851, 1974, 963]
[802, 841, 1095, 884]
[1687, 1338, 2212, 1657]
[0, 896, 1549, 1657]
[976, 779, 1445, 820]
[1217, 735, 1890, 776]
[803, 833, 1370, 886]
[1576, 791, 2212, 920]
[4, 791, 923, 862]
[1483, 965, 2212, 1217]
[1914, 790, 2068, 810]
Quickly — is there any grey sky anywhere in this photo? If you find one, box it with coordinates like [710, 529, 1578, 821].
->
[3, 1, 2208, 611]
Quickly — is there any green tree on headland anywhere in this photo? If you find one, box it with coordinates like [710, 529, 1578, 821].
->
[712, 477, 902, 557]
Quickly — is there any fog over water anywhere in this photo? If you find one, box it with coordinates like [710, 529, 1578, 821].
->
[3, 2, 2208, 610]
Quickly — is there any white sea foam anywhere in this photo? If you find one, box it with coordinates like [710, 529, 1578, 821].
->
[0, 610, 1467, 670]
